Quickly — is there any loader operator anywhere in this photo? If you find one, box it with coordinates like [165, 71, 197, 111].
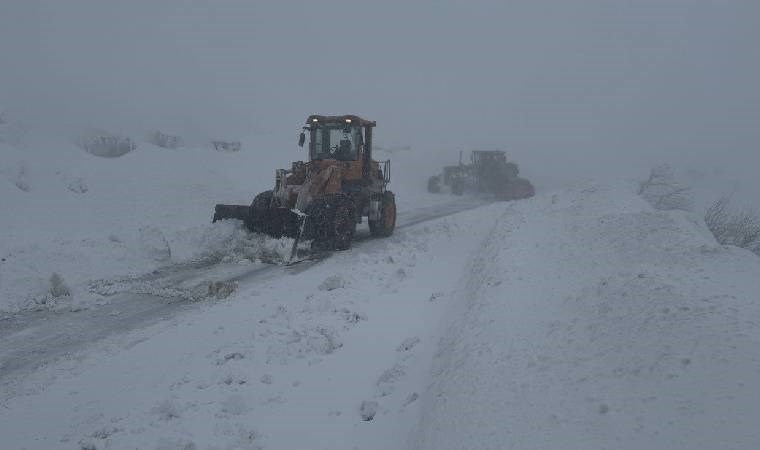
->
[336, 138, 353, 160]
[315, 127, 359, 161]
[332, 128, 358, 161]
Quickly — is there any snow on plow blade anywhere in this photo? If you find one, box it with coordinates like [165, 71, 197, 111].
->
[212, 204, 302, 239]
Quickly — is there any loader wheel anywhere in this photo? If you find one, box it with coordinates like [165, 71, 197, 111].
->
[307, 194, 357, 251]
[369, 191, 396, 237]
[249, 190, 279, 236]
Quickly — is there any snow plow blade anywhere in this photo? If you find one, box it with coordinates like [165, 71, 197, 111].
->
[213, 202, 307, 265]
[213, 203, 302, 239]
[252, 208, 303, 239]
[496, 177, 535, 201]
[212, 204, 251, 225]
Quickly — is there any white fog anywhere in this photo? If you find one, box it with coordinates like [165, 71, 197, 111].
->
[2, 1, 759, 449]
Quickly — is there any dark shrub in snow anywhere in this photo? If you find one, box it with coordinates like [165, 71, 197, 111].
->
[211, 140, 242, 152]
[705, 196, 760, 255]
[80, 135, 136, 158]
[49, 272, 71, 297]
[638, 164, 692, 211]
[147, 130, 183, 149]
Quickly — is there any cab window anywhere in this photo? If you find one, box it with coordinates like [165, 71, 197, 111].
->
[313, 126, 361, 161]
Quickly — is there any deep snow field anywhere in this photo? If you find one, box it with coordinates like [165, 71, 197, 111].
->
[2, 125, 760, 449]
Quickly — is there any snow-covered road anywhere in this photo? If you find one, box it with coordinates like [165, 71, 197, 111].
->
[0, 197, 492, 387]
[0, 194, 507, 449]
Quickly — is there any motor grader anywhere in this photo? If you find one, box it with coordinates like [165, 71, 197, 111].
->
[213, 115, 396, 254]
[428, 150, 534, 200]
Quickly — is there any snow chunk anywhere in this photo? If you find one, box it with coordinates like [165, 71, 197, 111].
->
[396, 336, 420, 352]
[339, 308, 367, 324]
[12, 162, 30, 192]
[359, 400, 378, 421]
[220, 395, 249, 416]
[403, 392, 419, 407]
[155, 437, 197, 450]
[66, 177, 88, 194]
[207, 280, 237, 299]
[152, 399, 181, 420]
[377, 364, 406, 396]
[137, 226, 171, 262]
[274, 325, 343, 360]
[318, 275, 345, 291]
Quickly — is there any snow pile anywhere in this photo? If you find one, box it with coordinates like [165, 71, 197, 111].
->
[0, 216, 299, 312]
[413, 183, 760, 450]
[0, 131, 302, 313]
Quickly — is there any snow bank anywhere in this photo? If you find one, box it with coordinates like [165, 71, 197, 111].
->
[0, 131, 301, 313]
[413, 183, 760, 450]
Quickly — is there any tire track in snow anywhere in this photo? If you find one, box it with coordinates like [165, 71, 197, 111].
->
[0, 196, 493, 386]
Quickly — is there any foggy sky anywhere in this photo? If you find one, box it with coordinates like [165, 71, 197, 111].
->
[2, 0, 759, 172]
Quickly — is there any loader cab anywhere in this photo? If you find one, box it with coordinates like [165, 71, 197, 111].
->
[303, 115, 376, 164]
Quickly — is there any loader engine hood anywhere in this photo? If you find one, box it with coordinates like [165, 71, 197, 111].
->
[275, 161, 345, 213]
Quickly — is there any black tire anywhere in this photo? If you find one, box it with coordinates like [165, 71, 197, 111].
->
[369, 191, 396, 237]
[248, 190, 279, 236]
[306, 194, 357, 251]
[451, 178, 464, 196]
[427, 176, 441, 193]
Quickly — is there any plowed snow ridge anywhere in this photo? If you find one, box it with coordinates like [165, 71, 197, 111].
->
[413, 183, 760, 450]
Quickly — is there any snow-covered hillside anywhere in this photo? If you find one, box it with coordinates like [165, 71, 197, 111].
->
[0, 132, 276, 313]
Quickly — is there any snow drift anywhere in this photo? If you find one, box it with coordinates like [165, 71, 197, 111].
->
[413, 183, 760, 450]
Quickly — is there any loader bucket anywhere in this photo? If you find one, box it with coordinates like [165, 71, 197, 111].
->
[252, 207, 302, 239]
[213, 200, 303, 239]
[213, 204, 251, 224]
